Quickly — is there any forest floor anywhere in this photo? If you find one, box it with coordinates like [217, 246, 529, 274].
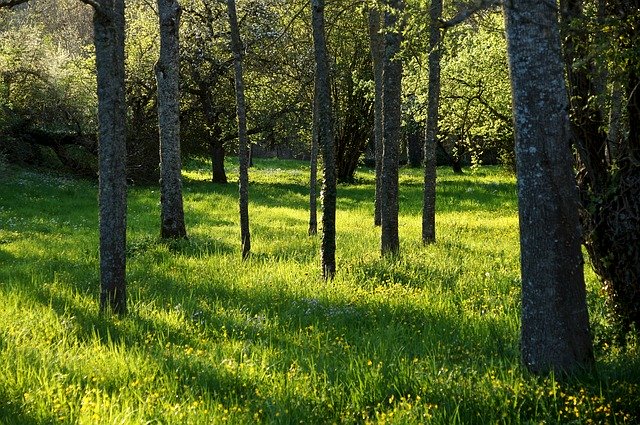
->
[0, 158, 638, 424]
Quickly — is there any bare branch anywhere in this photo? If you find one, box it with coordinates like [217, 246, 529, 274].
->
[78, 0, 101, 10]
[440, 0, 501, 28]
[0, 0, 29, 9]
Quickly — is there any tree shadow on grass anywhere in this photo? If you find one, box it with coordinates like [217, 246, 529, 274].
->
[9, 249, 639, 423]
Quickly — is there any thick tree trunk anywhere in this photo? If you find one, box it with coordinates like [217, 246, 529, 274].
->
[309, 86, 319, 236]
[227, 0, 250, 259]
[311, 0, 336, 279]
[421, 0, 441, 245]
[380, 0, 403, 255]
[368, 7, 384, 226]
[210, 139, 228, 184]
[504, 0, 593, 373]
[94, 0, 127, 315]
[156, 0, 187, 240]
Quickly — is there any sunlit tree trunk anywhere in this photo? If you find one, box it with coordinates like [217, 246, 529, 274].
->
[380, 0, 403, 255]
[156, 0, 187, 239]
[92, 0, 127, 315]
[309, 86, 319, 236]
[503, 0, 594, 373]
[311, 0, 336, 279]
[227, 0, 250, 259]
[421, 0, 441, 245]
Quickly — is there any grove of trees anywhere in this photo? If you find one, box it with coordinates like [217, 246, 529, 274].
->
[1, 0, 639, 374]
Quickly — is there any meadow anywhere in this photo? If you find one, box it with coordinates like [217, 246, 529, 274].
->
[0, 158, 638, 424]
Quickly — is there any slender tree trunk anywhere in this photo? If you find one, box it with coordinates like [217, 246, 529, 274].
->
[406, 122, 423, 168]
[380, 0, 403, 256]
[628, 68, 640, 158]
[421, 0, 441, 245]
[309, 85, 319, 236]
[503, 0, 594, 374]
[607, 80, 623, 160]
[226, 0, 250, 259]
[156, 0, 187, 239]
[560, 0, 608, 194]
[93, 0, 127, 315]
[368, 7, 384, 226]
[311, 0, 336, 279]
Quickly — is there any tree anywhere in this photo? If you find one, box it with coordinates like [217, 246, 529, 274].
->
[561, 0, 640, 335]
[380, 0, 403, 256]
[156, 0, 187, 239]
[226, 0, 250, 259]
[311, 0, 336, 280]
[309, 85, 319, 236]
[503, 0, 593, 373]
[368, 5, 383, 226]
[421, 0, 441, 244]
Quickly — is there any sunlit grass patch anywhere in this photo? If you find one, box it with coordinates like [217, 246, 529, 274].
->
[0, 160, 638, 423]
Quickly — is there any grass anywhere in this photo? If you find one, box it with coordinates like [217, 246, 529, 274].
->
[0, 158, 638, 424]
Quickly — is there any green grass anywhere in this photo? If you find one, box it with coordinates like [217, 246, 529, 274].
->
[0, 158, 638, 424]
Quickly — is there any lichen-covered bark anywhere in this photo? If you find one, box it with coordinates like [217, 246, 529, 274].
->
[156, 0, 187, 239]
[227, 0, 250, 259]
[380, 0, 403, 256]
[368, 7, 384, 227]
[94, 0, 127, 315]
[309, 86, 319, 236]
[311, 0, 336, 279]
[504, 0, 593, 373]
[421, 0, 441, 245]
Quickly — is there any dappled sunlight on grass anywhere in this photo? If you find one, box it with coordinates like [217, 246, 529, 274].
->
[0, 160, 638, 423]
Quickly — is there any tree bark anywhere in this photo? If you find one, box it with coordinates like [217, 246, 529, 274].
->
[226, 0, 250, 259]
[210, 138, 228, 184]
[380, 0, 403, 256]
[503, 0, 593, 373]
[421, 0, 441, 245]
[311, 0, 336, 280]
[368, 7, 384, 226]
[406, 122, 423, 168]
[309, 84, 319, 236]
[156, 0, 187, 240]
[93, 0, 127, 315]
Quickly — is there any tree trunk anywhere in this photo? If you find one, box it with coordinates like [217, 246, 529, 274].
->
[311, 0, 336, 280]
[210, 139, 228, 184]
[380, 0, 403, 256]
[607, 80, 623, 159]
[93, 0, 127, 315]
[560, 0, 608, 193]
[406, 122, 422, 168]
[227, 0, 250, 259]
[421, 0, 441, 245]
[503, 0, 594, 373]
[156, 0, 187, 240]
[368, 7, 384, 226]
[309, 84, 319, 236]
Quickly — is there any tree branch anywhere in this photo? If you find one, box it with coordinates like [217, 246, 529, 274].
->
[0, 0, 29, 8]
[77, 0, 101, 11]
[440, 0, 502, 28]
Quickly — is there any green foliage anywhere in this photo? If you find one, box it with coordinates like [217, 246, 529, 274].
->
[0, 5, 96, 173]
[403, 9, 513, 168]
[0, 160, 638, 423]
